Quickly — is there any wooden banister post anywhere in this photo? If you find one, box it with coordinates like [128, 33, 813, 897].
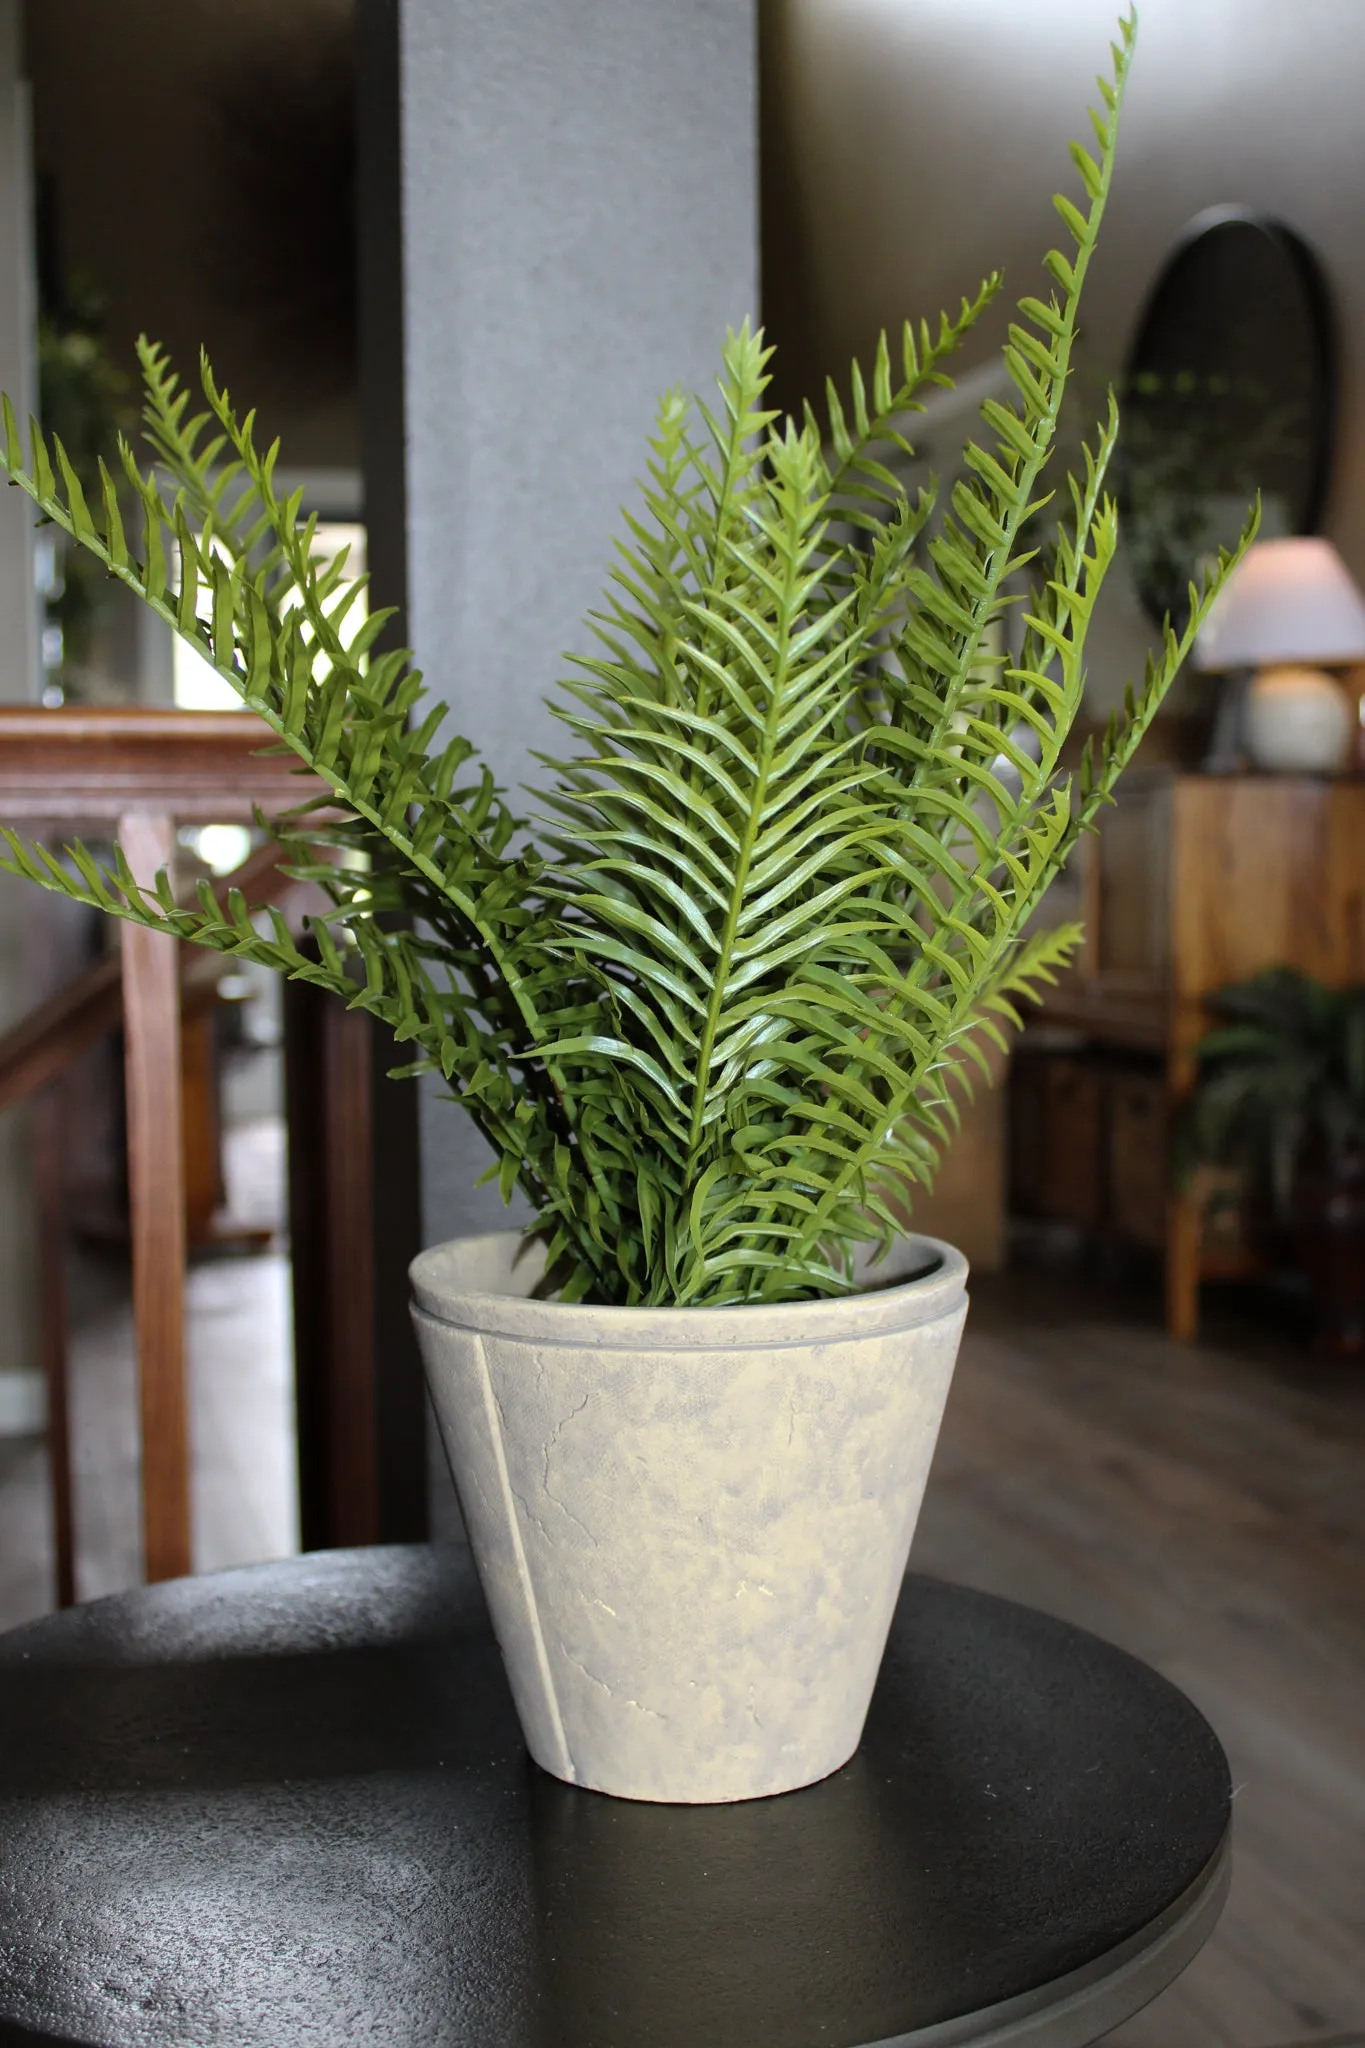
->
[32, 1084, 75, 1607]
[0, 710, 341, 1589]
[119, 809, 191, 1582]
[284, 974, 380, 1550]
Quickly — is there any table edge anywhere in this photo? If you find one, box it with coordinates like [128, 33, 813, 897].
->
[0, 1833, 1234, 2048]
[862, 1824, 1231, 2048]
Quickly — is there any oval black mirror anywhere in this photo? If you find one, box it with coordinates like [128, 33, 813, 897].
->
[1118, 209, 1336, 630]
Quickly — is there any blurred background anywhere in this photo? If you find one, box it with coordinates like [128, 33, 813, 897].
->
[0, 5, 1361, 2043]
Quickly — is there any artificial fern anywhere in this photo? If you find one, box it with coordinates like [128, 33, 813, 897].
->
[0, 13, 1254, 1306]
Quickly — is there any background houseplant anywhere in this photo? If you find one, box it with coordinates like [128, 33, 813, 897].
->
[33, 276, 136, 697]
[0, 15, 1254, 1800]
[1181, 967, 1365, 1354]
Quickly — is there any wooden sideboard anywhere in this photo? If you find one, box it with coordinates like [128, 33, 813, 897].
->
[1013, 772, 1365, 1337]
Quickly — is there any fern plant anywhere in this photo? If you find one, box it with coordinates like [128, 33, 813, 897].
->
[0, 15, 1252, 1307]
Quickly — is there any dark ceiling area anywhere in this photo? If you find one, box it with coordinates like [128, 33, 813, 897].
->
[23, 0, 359, 470]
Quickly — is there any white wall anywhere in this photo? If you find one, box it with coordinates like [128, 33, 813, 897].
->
[768, 0, 1365, 709]
[400, 0, 759, 1244]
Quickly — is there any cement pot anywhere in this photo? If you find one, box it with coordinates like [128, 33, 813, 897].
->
[410, 1229, 968, 1804]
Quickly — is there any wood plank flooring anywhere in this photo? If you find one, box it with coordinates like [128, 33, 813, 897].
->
[912, 1267, 1365, 2048]
[1, 1194, 1361, 2047]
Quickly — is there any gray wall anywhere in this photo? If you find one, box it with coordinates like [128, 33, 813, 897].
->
[765, 0, 1365, 711]
[0, 0, 34, 700]
[399, 0, 758, 1245]
[0, 0, 39, 1429]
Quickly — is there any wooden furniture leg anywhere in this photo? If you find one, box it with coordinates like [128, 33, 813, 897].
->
[1165, 913, 1205, 1344]
[32, 1085, 75, 1608]
[284, 974, 380, 1549]
[1165, 1189, 1202, 1343]
[119, 810, 191, 1583]
[319, 994, 379, 1543]
[179, 1007, 225, 1248]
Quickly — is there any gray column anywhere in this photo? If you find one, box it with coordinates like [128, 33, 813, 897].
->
[0, 0, 34, 701]
[396, 0, 759, 1246]
[0, 0, 40, 1433]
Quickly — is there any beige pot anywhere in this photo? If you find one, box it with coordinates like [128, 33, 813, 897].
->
[410, 1229, 968, 1804]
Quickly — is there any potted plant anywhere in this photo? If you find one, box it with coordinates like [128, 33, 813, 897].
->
[1180, 967, 1365, 1355]
[0, 15, 1250, 1802]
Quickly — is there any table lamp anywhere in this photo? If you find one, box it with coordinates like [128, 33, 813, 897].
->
[1193, 536, 1365, 773]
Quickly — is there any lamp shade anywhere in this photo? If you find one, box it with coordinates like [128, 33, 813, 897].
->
[1193, 537, 1365, 670]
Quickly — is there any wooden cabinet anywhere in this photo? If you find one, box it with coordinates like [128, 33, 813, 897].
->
[1010, 1050, 1104, 1229]
[1010, 1052, 1164, 1251]
[1015, 771, 1365, 1335]
[1107, 1067, 1167, 1251]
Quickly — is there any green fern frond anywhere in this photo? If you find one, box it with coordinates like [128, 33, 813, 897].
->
[1, 10, 1241, 1307]
[1, 357, 623, 1300]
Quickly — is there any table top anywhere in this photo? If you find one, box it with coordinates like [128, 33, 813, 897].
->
[0, 1545, 1230, 2048]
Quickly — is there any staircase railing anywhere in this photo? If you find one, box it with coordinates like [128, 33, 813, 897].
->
[0, 707, 338, 1597]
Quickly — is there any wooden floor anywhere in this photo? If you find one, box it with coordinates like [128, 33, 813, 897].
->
[0, 1197, 1362, 2047]
[913, 1265, 1365, 2048]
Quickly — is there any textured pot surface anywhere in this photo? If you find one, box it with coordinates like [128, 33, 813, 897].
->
[411, 1231, 967, 1803]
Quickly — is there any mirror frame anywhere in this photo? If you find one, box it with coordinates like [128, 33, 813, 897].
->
[1119, 206, 1338, 627]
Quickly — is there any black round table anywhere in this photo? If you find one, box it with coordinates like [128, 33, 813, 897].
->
[0, 1546, 1229, 2048]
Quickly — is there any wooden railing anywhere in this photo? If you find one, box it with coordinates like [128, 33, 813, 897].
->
[0, 706, 390, 1598]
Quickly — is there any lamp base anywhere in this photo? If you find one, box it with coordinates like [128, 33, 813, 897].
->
[1244, 664, 1353, 774]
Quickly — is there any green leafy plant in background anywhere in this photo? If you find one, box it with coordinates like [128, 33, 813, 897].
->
[1178, 969, 1365, 1223]
[0, 14, 1253, 1306]
[35, 276, 135, 682]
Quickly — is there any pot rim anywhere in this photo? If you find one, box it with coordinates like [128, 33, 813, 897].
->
[410, 1228, 968, 1349]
